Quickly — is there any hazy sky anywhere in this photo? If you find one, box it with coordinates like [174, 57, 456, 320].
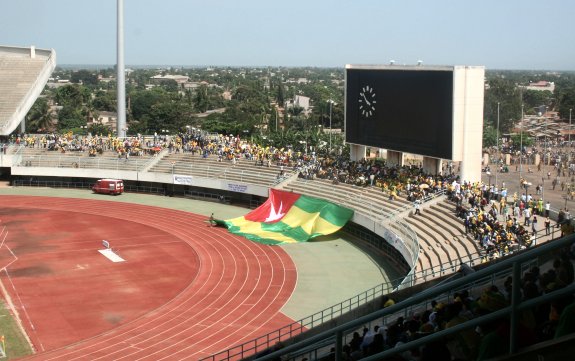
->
[1, 0, 574, 70]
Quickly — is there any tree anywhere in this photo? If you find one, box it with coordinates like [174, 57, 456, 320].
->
[57, 105, 85, 131]
[88, 123, 112, 136]
[54, 84, 87, 108]
[130, 88, 170, 124]
[276, 83, 285, 105]
[92, 90, 116, 112]
[159, 79, 179, 92]
[26, 97, 53, 132]
[70, 70, 98, 86]
[147, 100, 193, 133]
[510, 133, 534, 149]
[484, 77, 522, 133]
[482, 125, 498, 148]
[287, 105, 304, 116]
[194, 85, 210, 113]
[555, 84, 575, 120]
[522, 90, 553, 114]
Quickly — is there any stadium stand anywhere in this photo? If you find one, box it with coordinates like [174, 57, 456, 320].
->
[0, 46, 56, 136]
[0, 57, 573, 360]
[236, 233, 574, 361]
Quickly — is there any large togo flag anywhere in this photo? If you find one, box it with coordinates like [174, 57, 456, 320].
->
[216, 189, 354, 245]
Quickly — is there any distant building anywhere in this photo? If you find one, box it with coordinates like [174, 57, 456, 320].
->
[98, 74, 116, 83]
[150, 74, 190, 85]
[285, 78, 309, 84]
[524, 80, 555, 92]
[285, 95, 311, 116]
[88, 111, 117, 131]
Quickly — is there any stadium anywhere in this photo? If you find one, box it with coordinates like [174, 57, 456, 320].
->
[0, 44, 574, 361]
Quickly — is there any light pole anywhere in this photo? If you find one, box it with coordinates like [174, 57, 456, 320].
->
[116, 0, 126, 138]
[327, 100, 336, 154]
[519, 104, 524, 181]
[544, 108, 548, 169]
[569, 108, 572, 152]
[496, 102, 500, 187]
[544, 106, 549, 181]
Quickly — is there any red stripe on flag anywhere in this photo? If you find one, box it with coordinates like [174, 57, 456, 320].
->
[244, 189, 301, 223]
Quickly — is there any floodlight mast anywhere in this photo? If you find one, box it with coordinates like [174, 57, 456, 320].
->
[117, 0, 127, 138]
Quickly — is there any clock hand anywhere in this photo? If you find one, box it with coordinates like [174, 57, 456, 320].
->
[362, 93, 371, 106]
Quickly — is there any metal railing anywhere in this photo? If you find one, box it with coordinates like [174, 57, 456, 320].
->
[18, 154, 154, 171]
[380, 188, 447, 222]
[12, 179, 93, 189]
[200, 210, 563, 361]
[255, 234, 575, 361]
[183, 189, 230, 203]
[11, 179, 165, 195]
[200, 279, 396, 361]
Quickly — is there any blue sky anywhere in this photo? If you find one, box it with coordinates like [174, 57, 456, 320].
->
[1, 0, 574, 70]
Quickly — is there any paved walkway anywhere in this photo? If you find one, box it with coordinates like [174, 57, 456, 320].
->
[0, 186, 391, 322]
[481, 161, 574, 214]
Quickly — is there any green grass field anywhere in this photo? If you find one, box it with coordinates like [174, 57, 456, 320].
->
[0, 299, 34, 359]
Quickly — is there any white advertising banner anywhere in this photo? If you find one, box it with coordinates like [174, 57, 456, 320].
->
[173, 174, 194, 185]
[225, 182, 249, 193]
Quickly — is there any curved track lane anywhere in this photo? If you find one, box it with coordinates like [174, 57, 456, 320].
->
[0, 196, 297, 360]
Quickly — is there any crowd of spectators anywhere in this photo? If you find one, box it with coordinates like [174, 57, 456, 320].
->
[297, 156, 458, 202]
[17, 133, 154, 158]
[13, 132, 315, 169]
[336, 248, 574, 361]
[450, 181, 553, 261]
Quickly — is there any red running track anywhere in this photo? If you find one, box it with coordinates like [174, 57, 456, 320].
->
[0, 196, 298, 360]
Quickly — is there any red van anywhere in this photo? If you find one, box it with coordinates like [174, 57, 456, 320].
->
[92, 179, 124, 195]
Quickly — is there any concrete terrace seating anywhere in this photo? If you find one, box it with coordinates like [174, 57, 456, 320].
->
[148, 152, 229, 179]
[392, 199, 486, 280]
[428, 201, 485, 259]
[283, 178, 507, 282]
[283, 178, 411, 221]
[18, 147, 153, 172]
[220, 160, 286, 186]
[0, 58, 45, 124]
[0, 46, 55, 135]
[149, 152, 289, 186]
[385, 220, 429, 277]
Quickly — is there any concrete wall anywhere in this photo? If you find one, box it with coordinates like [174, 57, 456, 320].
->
[10, 163, 270, 198]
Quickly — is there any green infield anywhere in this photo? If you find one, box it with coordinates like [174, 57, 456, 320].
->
[0, 299, 34, 359]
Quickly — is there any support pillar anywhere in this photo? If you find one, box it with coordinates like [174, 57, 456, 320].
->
[349, 144, 366, 162]
[483, 153, 489, 166]
[422, 157, 441, 175]
[387, 150, 404, 167]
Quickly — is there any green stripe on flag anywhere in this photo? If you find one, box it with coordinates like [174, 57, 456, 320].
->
[215, 192, 354, 245]
[261, 222, 311, 243]
[293, 195, 354, 227]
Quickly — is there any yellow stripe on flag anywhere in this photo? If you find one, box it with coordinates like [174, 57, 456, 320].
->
[280, 207, 343, 236]
[312, 216, 344, 235]
[229, 217, 300, 244]
[280, 207, 318, 234]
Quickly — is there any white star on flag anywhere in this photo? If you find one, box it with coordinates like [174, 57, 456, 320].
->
[265, 202, 285, 222]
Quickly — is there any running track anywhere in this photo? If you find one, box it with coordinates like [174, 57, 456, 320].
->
[0, 196, 298, 360]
